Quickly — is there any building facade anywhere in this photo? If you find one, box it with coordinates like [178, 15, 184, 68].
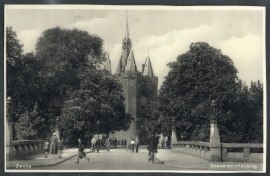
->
[105, 14, 158, 143]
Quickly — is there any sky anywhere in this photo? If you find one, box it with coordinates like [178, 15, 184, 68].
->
[5, 5, 265, 89]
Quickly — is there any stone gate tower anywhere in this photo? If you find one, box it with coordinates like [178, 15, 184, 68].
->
[112, 13, 158, 143]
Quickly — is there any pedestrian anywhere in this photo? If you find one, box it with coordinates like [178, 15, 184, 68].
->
[114, 138, 117, 148]
[161, 139, 165, 149]
[135, 137, 140, 153]
[49, 133, 58, 159]
[147, 133, 159, 164]
[121, 139, 123, 147]
[126, 138, 130, 152]
[91, 137, 96, 152]
[124, 139, 127, 148]
[165, 140, 169, 148]
[130, 139, 135, 153]
[105, 138, 110, 152]
[58, 139, 64, 158]
[76, 138, 90, 164]
[43, 139, 50, 158]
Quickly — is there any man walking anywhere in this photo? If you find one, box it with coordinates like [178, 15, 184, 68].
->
[147, 133, 158, 164]
[135, 137, 140, 153]
[76, 138, 90, 164]
[130, 138, 135, 153]
[91, 137, 96, 152]
[50, 133, 58, 159]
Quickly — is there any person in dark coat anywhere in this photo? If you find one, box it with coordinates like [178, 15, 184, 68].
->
[121, 139, 123, 147]
[50, 133, 58, 159]
[147, 133, 158, 164]
[124, 139, 127, 148]
[76, 138, 90, 164]
[135, 137, 140, 153]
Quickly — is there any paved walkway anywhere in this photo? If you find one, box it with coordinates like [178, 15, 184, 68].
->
[155, 149, 264, 171]
[6, 148, 93, 169]
[6, 148, 264, 171]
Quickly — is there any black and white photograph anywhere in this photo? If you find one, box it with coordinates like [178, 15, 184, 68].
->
[4, 5, 266, 173]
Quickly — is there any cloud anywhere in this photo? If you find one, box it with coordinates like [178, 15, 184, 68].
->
[17, 29, 41, 53]
[109, 21, 264, 89]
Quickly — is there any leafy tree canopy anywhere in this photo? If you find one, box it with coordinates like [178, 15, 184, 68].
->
[158, 42, 261, 142]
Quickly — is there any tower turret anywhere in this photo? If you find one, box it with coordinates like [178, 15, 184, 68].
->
[125, 49, 137, 73]
[142, 55, 154, 77]
[104, 52, 112, 74]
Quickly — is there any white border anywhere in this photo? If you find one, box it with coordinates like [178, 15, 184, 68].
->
[4, 5, 267, 173]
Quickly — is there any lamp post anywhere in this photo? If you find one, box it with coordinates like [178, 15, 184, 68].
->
[97, 120, 100, 153]
[6, 97, 14, 160]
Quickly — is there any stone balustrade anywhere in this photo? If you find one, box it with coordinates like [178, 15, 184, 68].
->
[171, 141, 211, 160]
[11, 140, 46, 160]
[171, 141, 263, 162]
[221, 143, 263, 162]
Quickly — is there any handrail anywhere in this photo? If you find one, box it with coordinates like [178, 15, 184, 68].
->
[13, 140, 46, 145]
[221, 143, 263, 148]
[171, 141, 210, 147]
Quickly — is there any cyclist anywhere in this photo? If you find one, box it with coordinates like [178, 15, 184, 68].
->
[147, 132, 158, 164]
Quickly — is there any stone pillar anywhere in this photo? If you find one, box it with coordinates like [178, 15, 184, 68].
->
[171, 117, 177, 143]
[171, 117, 177, 152]
[6, 97, 14, 161]
[209, 100, 221, 162]
[55, 116, 60, 139]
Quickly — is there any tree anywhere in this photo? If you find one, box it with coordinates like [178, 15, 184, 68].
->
[60, 68, 133, 145]
[159, 42, 239, 142]
[34, 27, 105, 135]
[14, 102, 45, 140]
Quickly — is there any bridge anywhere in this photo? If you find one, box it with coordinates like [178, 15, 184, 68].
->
[5, 98, 264, 171]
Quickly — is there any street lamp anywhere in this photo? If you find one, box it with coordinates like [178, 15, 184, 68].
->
[97, 120, 100, 153]
[6, 97, 14, 160]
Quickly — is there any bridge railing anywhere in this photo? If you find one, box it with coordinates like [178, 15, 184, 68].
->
[171, 141, 263, 162]
[12, 140, 46, 160]
[221, 143, 263, 162]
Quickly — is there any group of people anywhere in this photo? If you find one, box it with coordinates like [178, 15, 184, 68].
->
[42, 132, 64, 159]
[125, 137, 140, 153]
[43, 133, 159, 164]
[160, 139, 170, 149]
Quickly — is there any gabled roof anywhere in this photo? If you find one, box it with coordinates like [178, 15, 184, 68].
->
[125, 49, 137, 73]
[142, 56, 154, 76]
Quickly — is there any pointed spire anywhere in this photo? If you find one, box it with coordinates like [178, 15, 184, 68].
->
[125, 11, 129, 42]
[104, 51, 112, 74]
[142, 54, 154, 77]
[125, 49, 137, 73]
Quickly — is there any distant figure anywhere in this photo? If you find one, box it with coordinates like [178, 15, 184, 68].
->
[105, 138, 110, 152]
[121, 139, 123, 147]
[130, 139, 135, 153]
[161, 139, 165, 149]
[165, 140, 169, 148]
[124, 139, 127, 148]
[50, 133, 58, 159]
[43, 140, 50, 158]
[126, 138, 130, 152]
[91, 137, 96, 152]
[76, 138, 90, 164]
[147, 133, 159, 164]
[114, 138, 117, 148]
[135, 137, 140, 153]
[58, 139, 64, 158]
